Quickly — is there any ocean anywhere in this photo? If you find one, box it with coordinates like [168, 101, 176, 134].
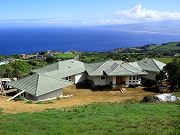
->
[0, 27, 180, 55]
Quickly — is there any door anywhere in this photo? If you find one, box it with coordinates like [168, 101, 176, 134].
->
[116, 76, 124, 85]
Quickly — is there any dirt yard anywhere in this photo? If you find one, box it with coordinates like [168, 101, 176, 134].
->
[0, 85, 156, 114]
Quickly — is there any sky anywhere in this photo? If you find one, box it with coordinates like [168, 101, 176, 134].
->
[0, 0, 180, 26]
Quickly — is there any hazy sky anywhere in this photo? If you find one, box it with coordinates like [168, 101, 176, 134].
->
[0, 0, 180, 26]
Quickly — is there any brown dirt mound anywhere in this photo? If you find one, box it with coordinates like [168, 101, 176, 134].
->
[0, 85, 156, 114]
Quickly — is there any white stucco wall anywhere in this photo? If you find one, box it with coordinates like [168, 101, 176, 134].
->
[37, 88, 63, 101]
[142, 71, 157, 80]
[92, 76, 113, 86]
[93, 76, 106, 86]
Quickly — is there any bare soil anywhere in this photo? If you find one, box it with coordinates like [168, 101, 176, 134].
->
[0, 85, 156, 114]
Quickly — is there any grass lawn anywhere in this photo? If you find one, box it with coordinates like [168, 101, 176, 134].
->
[0, 103, 179, 135]
[55, 53, 77, 59]
[154, 58, 180, 64]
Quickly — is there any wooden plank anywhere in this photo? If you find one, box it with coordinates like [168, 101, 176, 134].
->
[7, 90, 25, 101]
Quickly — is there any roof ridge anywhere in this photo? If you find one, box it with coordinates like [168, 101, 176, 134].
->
[126, 63, 143, 72]
[90, 61, 107, 75]
[138, 60, 156, 71]
[57, 61, 60, 70]
[41, 73, 68, 82]
[105, 62, 120, 75]
[152, 59, 161, 70]
[120, 64, 138, 75]
[35, 74, 40, 96]
[144, 58, 160, 70]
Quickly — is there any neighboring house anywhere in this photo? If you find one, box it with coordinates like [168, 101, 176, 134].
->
[0, 60, 9, 66]
[32, 59, 87, 84]
[0, 58, 15, 65]
[136, 58, 166, 80]
[7, 59, 87, 101]
[0, 78, 12, 89]
[7, 58, 165, 101]
[8, 74, 72, 101]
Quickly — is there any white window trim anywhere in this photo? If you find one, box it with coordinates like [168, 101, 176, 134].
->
[66, 76, 72, 81]
[99, 76, 106, 80]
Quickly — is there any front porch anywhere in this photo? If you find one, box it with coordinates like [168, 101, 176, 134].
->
[91, 75, 141, 88]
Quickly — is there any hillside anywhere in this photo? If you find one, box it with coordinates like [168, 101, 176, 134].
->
[0, 103, 179, 135]
[112, 42, 180, 55]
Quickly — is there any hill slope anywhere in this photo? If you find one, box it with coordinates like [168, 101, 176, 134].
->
[112, 42, 180, 55]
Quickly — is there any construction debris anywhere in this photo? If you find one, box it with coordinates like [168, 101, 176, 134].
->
[154, 93, 178, 102]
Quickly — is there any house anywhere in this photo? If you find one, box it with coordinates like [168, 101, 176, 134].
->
[7, 59, 87, 101]
[20, 54, 31, 60]
[0, 60, 9, 66]
[8, 74, 72, 101]
[0, 78, 12, 89]
[0, 57, 15, 66]
[32, 59, 87, 84]
[136, 58, 166, 80]
[85, 60, 147, 87]
[7, 58, 165, 101]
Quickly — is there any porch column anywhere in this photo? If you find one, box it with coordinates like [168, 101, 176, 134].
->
[112, 76, 116, 87]
[125, 76, 129, 87]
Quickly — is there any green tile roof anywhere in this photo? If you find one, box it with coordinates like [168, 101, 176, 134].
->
[105, 63, 147, 76]
[137, 58, 166, 72]
[33, 59, 85, 74]
[7, 73, 72, 97]
[85, 60, 147, 76]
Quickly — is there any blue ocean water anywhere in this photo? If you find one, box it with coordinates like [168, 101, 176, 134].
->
[0, 27, 180, 55]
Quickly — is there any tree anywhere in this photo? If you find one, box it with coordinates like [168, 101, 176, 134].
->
[45, 56, 57, 64]
[12, 69, 22, 79]
[39, 51, 46, 55]
[156, 70, 165, 82]
[0, 64, 13, 78]
[163, 59, 180, 89]
[10, 61, 32, 73]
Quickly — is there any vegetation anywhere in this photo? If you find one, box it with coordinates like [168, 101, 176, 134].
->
[163, 59, 180, 89]
[0, 55, 5, 61]
[154, 58, 180, 64]
[156, 59, 180, 91]
[0, 60, 47, 78]
[55, 53, 77, 59]
[79, 52, 144, 63]
[79, 42, 180, 63]
[0, 103, 179, 135]
[45, 56, 58, 64]
[113, 42, 180, 56]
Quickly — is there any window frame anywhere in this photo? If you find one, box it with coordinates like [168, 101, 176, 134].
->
[99, 76, 106, 80]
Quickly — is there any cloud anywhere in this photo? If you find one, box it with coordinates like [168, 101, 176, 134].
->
[115, 4, 180, 21]
[85, 5, 180, 25]
[0, 19, 91, 26]
[1, 5, 180, 26]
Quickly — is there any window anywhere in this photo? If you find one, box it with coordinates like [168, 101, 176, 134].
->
[129, 76, 132, 80]
[68, 76, 72, 81]
[133, 76, 136, 80]
[66, 76, 72, 81]
[99, 76, 106, 80]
